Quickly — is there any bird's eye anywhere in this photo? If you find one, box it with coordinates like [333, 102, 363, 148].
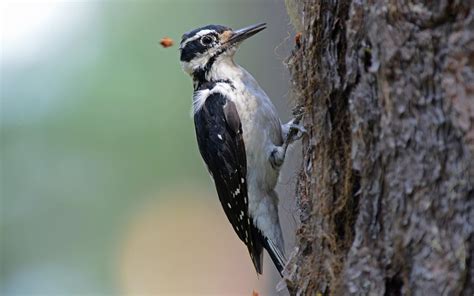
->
[200, 36, 214, 46]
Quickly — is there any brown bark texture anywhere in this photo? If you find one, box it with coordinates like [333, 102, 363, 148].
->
[283, 0, 474, 295]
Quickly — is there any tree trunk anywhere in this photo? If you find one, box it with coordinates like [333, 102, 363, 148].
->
[283, 1, 473, 295]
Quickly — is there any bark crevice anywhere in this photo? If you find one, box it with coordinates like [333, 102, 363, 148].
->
[283, 1, 473, 295]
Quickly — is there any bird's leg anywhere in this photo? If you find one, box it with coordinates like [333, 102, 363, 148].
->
[270, 146, 286, 168]
[270, 106, 306, 168]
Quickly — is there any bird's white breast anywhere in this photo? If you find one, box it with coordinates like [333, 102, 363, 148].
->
[226, 67, 285, 246]
[227, 67, 283, 191]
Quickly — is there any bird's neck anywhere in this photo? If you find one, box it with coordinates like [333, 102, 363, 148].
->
[192, 57, 241, 90]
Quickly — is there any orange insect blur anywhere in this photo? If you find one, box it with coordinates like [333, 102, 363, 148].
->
[160, 37, 174, 48]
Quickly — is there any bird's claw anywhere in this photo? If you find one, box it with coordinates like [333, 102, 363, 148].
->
[287, 122, 307, 143]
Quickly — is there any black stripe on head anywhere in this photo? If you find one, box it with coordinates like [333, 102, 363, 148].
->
[180, 24, 230, 62]
[180, 38, 209, 62]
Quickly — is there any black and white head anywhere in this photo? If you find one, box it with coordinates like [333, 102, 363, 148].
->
[179, 23, 266, 79]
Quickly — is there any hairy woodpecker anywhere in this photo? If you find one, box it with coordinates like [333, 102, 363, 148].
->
[179, 23, 303, 276]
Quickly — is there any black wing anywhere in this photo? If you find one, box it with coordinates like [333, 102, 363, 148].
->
[193, 91, 263, 273]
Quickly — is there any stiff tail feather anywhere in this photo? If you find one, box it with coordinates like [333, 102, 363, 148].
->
[263, 237, 286, 277]
[248, 223, 286, 276]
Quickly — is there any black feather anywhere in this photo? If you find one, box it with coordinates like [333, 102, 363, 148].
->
[193, 90, 264, 274]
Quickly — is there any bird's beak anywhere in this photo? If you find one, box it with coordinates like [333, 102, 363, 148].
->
[226, 23, 266, 46]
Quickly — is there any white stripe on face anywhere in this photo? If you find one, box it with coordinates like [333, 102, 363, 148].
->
[180, 29, 215, 49]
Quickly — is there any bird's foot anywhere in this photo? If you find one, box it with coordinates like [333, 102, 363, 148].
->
[282, 104, 307, 144]
[288, 121, 307, 143]
[283, 119, 307, 145]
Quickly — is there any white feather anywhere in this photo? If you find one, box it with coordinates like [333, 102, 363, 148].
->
[191, 82, 234, 116]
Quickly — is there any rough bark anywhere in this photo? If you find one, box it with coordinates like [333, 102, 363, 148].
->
[283, 0, 473, 295]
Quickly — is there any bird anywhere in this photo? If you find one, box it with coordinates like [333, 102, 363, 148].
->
[179, 23, 304, 276]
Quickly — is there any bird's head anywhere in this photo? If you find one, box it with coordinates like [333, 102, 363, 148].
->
[179, 23, 266, 78]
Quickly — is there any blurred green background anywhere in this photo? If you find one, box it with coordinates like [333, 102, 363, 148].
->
[1, 1, 298, 295]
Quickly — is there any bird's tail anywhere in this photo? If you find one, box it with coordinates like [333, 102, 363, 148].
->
[248, 225, 264, 275]
[263, 237, 287, 277]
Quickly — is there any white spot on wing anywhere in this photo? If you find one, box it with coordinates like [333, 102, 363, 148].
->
[227, 203, 232, 209]
[232, 186, 241, 197]
[217, 134, 223, 140]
